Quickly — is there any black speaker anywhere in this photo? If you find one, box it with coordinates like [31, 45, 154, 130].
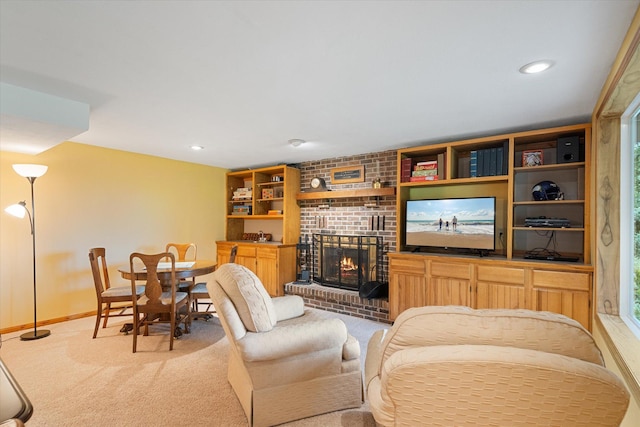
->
[359, 281, 388, 299]
[557, 136, 580, 163]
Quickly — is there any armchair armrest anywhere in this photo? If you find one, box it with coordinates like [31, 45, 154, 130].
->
[364, 329, 387, 391]
[271, 295, 305, 321]
[237, 317, 348, 362]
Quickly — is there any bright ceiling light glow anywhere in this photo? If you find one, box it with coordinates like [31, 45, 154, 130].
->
[519, 60, 554, 74]
[190, 145, 204, 151]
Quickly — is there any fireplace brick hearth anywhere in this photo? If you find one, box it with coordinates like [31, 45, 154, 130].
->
[285, 282, 390, 323]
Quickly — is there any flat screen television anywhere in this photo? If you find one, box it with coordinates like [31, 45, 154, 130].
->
[405, 196, 496, 252]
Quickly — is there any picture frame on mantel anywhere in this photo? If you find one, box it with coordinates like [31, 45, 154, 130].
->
[330, 165, 365, 184]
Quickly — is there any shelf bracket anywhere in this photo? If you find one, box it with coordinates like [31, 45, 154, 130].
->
[318, 200, 331, 209]
[364, 196, 380, 208]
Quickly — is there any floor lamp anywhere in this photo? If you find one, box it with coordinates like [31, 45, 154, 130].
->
[5, 164, 51, 340]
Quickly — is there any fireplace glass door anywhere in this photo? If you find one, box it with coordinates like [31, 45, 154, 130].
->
[313, 234, 382, 291]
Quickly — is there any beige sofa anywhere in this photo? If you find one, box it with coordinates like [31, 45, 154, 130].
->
[207, 263, 363, 427]
[365, 306, 630, 427]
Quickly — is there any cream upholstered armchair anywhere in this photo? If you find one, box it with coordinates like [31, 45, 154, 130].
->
[207, 263, 363, 427]
[365, 306, 630, 427]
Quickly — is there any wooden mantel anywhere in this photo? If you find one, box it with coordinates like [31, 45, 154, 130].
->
[296, 187, 395, 200]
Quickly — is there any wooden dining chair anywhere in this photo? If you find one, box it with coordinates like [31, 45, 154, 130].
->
[129, 252, 190, 352]
[165, 242, 197, 288]
[191, 244, 237, 319]
[165, 242, 199, 311]
[165, 242, 197, 263]
[89, 247, 144, 338]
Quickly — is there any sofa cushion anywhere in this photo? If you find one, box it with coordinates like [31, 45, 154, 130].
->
[214, 263, 277, 332]
[380, 306, 603, 367]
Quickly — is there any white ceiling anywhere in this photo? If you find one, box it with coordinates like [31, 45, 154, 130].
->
[1, 0, 638, 170]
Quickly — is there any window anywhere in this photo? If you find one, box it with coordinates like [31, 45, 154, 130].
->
[622, 93, 640, 336]
[634, 111, 640, 321]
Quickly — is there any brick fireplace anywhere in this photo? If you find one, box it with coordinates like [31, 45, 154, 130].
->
[284, 150, 396, 323]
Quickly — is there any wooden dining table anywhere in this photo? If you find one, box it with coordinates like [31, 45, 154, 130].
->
[118, 259, 217, 292]
[117, 259, 217, 336]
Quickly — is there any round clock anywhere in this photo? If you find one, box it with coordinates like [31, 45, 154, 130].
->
[310, 176, 326, 190]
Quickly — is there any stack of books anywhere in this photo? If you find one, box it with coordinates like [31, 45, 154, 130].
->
[401, 153, 446, 183]
[469, 143, 508, 177]
[409, 160, 439, 182]
[232, 187, 252, 200]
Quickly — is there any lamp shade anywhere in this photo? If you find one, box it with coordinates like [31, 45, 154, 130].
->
[12, 164, 48, 178]
[5, 202, 27, 218]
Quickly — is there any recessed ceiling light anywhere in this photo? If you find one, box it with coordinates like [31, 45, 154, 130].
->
[288, 139, 306, 147]
[190, 145, 204, 151]
[519, 60, 554, 74]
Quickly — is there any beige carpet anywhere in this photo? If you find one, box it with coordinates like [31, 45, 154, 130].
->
[0, 308, 387, 426]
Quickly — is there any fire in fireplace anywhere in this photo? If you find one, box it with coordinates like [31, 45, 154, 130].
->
[312, 234, 383, 291]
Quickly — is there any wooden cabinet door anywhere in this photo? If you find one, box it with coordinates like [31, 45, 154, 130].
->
[388, 255, 427, 320]
[256, 247, 280, 296]
[531, 269, 591, 330]
[476, 265, 526, 309]
[429, 277, 472, 306]
[235, 245, 257, 274]
[216, 244, 232, 268]
[428, 261, 473, 307]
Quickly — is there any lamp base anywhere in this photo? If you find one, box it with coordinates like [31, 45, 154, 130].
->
[20, 329, 51, 341]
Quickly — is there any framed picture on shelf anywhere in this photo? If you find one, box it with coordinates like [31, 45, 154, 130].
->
[522, 150, 543, 167]
[330, 165, 365, 184]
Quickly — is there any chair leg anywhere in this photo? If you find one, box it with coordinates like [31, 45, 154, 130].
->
[169, 312, 175, 351]
[186, 303, 191, 333]
[102, 303, 111, 328]
[93, 303, 102, 339]
[132, 313, 138, 353]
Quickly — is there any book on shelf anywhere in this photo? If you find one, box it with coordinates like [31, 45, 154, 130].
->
[409, 175, 439, 182]
[268, 209, 283, 215]
[489, 147, 497, 176]
[470, 150, 478, 177]
[411, 169, 438, 177]
[414, 160, 437, 170]
[401, 157, 413, 182]
[437, 152, 446, 180]
[482, 148, 491, 176]
[496, 146, 504, 175]
[458, 156, 470, 178]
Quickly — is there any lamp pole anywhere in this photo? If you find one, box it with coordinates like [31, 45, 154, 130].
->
[5, 164, 51, 341]
[21, 175, 50, 340]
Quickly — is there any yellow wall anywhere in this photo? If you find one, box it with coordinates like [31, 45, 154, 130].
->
[0, 142, 227, 331]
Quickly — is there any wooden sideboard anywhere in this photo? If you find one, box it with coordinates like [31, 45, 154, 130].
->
[388, 252, 592, 330]
[217, 241, 296, 297]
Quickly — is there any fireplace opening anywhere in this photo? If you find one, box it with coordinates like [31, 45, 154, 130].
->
[312, 234, 384, 291]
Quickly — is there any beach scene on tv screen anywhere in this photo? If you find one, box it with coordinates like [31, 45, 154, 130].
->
[406, 198, 495, 250]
